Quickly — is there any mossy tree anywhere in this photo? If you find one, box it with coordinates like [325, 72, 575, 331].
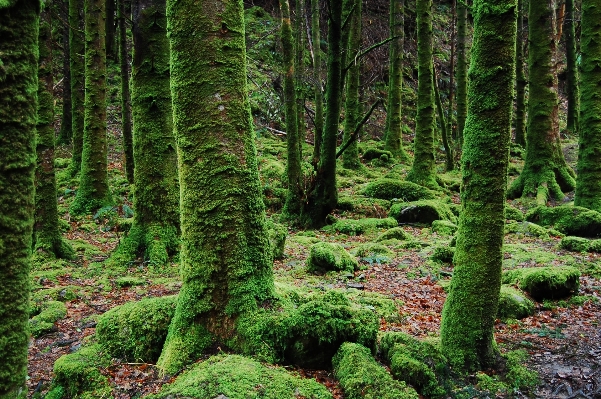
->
[384, 0, 410, 162]
[70, 0, 113, 215]
[105, 0, 116, 59]
[440, 0, 517, 371]
[68, 0, 85, 176]
[310, 0, 324, 166]
[514, 0, 526, 146]
[157, 0, 274, 374]
[564, 0, 579, 136]
[0, 0, 39, 395]
[35, 5, 75, 260]
[294, 0, 305, 152]
[118, 0, 134, 183]
[280, 0, 303, 219]
[58, 0, 73, 145]
[342, 0, 362, 169]
[507, 0, 575, 204]
[406, 0, 438, 189]
[574, 0, 601, 211]
[455, 0, 468, 146]
[109, 0, 180, 268]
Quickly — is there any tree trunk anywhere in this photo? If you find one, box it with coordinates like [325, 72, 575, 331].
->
[565, 0, 579, 136]
[70, 0, 113, 214]
[447, 0, 455, 139]
[574, 0, 601, 211]
[295, 0, 305, 157]
[455, 0, 468, 147]
[105, 0, 116, 59]
[384, 0, 409, 162]
[0, 0, 38, 396]
[118, 0, 134, 184]
[342, 0, 362, 169]
[157, 0, 274, 375]
[406, 0, 438, 189]
[68, 0, 85, 176]
[35, 6, 75, 260]
[310, 0, 324, 167]
[434, 70, 453, 171]
[58, 0, 73, 145]
[441, 0, 517, 372]
[507, 0, 576, 204]
[514, 0, 526, 146]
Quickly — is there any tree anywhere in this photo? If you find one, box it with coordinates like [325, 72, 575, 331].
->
[157, 0, 274, 374]
[455, 0, 468, 146]
[109, 0, 179, 268]
[514, 0, 526, 146]
[384, 0, 410, 162]
[68, 0, 85, 176]
[310, 0, 324, 166]
[58, 0, 73, 145]
[507, 0, 575, 204]
[35, 5, 75, 260]
[105, 0, 116, 59]
[70, 0, 113, 215]
[574, 0, 601, 211]
[406, 0, 438, 189]
[0, 0, 39, 396]
[440, 0, 517, 371]
[118, 0, 134, 183]
[565, 0, 579, 136]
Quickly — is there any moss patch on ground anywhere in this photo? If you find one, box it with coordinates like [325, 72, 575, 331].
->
[526, 205, 601, 237]
[502, 266, 580, 301]
[363, 179, 438, 201]
[306, 242, 359, 274]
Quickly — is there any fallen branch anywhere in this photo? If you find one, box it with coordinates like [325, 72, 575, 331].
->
[335, 99, 382, 159]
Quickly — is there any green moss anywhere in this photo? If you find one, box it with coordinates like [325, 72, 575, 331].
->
[29, 301, 67, 337]
[497, 285, 534, 320]
[431, 220, 458, 236]
[306, 242, 358, 273]
[149, 354, 332, 399]
[362, 148, 394, 161]
[336, 195, 392, 217]
[353, 243, 395, 264]
[363, 179, 438, 201]
[389, 200, 457, 225]
[31, 286, 80, 303]
[114, 276, 146, 287]
[505, 205, 525, 221]
[343, 290, 402, 322]
[430, 245, 455, 264]
[526, 205, 601, 237]
[96, 295, 177, 362]
[266, 219, 287, 260]
[504, 221, 549, 238]
[504, 350, 539, 391]
[333, 342, 419, 399]
[52, 344, 112, 398]
[502, 266, 580, 300]
[560, 236, 591, 252]
[331, 217, 397, 236]
[376, 227, 413, 241]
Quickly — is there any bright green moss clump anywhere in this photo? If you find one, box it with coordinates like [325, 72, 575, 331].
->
[430, 245, 455, 264]
[376, 227, 413, 242]
[266, 219, 287, 260]
[389, 200, 456, 225]
[526, 205, 601, 237]
[505, 205, 525, 221]
[560, 236, 601, 252]
[333, 342, 419, 399]
[149, 354, 332, 399]
[502, 266, 580, 300]
[331, 217, 397, 236]
[431, 220, 458, 236]
[306, 242, 358, 273]
[363, 179, 437, 201]
[51, 344, 112, 398]
[504, 221, 550, 239]
[96, 295, 177, 362]
[29, 301, 67, 337]
[497, 285, 534, 320]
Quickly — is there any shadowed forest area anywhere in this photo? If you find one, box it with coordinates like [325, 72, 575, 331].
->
[0, 0, 600, 398]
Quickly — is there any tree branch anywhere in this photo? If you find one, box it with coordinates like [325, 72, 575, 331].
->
[336, 99, 382, 159]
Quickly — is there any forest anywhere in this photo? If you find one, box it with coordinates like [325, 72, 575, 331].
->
[0, 0, 600, 397]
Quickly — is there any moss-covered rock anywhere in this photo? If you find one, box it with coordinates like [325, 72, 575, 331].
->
[363, 179, 437, 201]
[96, 295, 177, 362]
[336, 195, 391, 217]
[51, 344, 112, 398]
[306, 242, 358, 273]
[363, 148, 393, 161]
[266, 219, 287, 260]
[502, 266, 580, 301]
[389, 200, 456, 225]
[505, 205, 525, 221]
[331, 217, 397, 236]
[497, 285, 535, 320]
[376, 227, 413, 242]
[29, 300, 67, 337]
[430, 245, 455, 263]
[560, 236, 591, 252]
[353, 243, 395, 264]
[526, 205, 601, 237]
[504, 221, 550, 238]
[431, 220, 458, 236]
[149, 354, 332, 399]
[379, 332, 449, 398]
[333, 342, 419, 399]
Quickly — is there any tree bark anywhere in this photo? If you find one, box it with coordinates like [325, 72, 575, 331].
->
[118, 0, 134, 184]
[68, 0, 85, 176]
[310, 0, 324, 167]
[455, 0, 468, 148]
[58, 0, 73, 145]
[514, 0, 526, 146]
[565, 0, 580, 136]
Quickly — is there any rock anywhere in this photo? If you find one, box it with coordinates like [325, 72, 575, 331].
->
[306, 242, 358, 274]
[502, 266, 580, 301]
[389, 200, 456, 226]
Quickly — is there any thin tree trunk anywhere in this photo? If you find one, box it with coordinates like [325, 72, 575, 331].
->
[565, 0, 579, 136]
[447, 0, 456, 140]
[434, 70, 453, 171]
[118, 0, 134, 184]
[68, 0, 85, 176]
[106, 0, 116, 59]
[58, 0, 73, 145]
[311, 0, 323, 167]
[514, 0, 526, 146]
[295, 0, 305, 157]
[455, 0, 468, 148]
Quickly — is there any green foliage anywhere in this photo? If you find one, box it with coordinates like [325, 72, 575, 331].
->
[502, 266, 580, 300]
[266, 219, 287, 260]
[431, 220, 458, 236]
[333, 342, 419, 399]
[52, 344, 112, 398]
[363, 179, 438, 201]
[430, 245, 455, 263]
[526, 205, 601, 237]
[560, 236, 592, 252]
[29, 301, 67, 337]
[306, 242, 358, 273]
[504, 221, 550, 239]
[497, 285, 534, 320]
[96, 295, 177, 362]
[376, 227, 413, 242]
[362, 148, 394, 161]
[389, 200, 457, 225]
[505, 205, 525, 221]
[149, 354, 332, 399]
[504, 350, 539, 391]
[330, 217, 397, 236]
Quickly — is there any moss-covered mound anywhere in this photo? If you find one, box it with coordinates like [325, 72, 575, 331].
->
[149, 354, 332, 399]
[505, 205, 525, 221]
[266, 219, 287, 260]
[363, 179, 437, 201]
[353, 243, 395, 263]
[331, 217, 397, 236]
[306, 242, 358, 274]
[333, 342, 419, 399]
[48, 344, 112, 399]
[431, 220, 458, 236]
[526, 205, 601, 237]
[379, 332, 449, 398]
[504, 221, 550, 238]
[336, 195, 391, 216]
[389, 200, 456, 226]
[497, 285, 535, 320]
[430, 245, 455, 264]
[502, 266, 580, 301]
[376, 227, 413, 242]
[29, 300, 67, 337]
[362, 148, 393, 161]
[96, 295, 177, 362]
[560, 236, 601, 253]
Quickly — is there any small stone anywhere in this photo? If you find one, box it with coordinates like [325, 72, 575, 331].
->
[347, 282, 364, 290]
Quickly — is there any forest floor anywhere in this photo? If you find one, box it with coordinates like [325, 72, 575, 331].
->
[26, 126, 601, 399]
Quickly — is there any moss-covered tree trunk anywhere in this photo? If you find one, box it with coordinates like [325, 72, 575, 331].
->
[440, 0, 517, 371]
[35, 6, 75, 260]
[384, 0, 409, 162]
[310, 0, 324, 166]
[574, 0, 601, 211]
[447, 0, 455, 139]
[434, 70, 453, 171]
[303, 0, 343, 227]
[0, 0, 38, 396]
[118, 0, 134, 184]
[70, 0, 113, 214]
[507, 0, 575, 204]
[281, 0, 303, 218]
[109, 0, 179, 268]
[406, 0, 438, 189]
[295, 0, 305, 155]
[58, 0, 73, 145]
[157, 0, 274, 375]
[342, 0, 362, 169]
[455, 0, 468, 147]
[105, 0, 116, 59]
[68, 0, 85, 176]
[514, 0, 526, 146]
[565, 0, 579, 136]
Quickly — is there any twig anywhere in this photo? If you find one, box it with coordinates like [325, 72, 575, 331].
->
[335, 99, 382, 159]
